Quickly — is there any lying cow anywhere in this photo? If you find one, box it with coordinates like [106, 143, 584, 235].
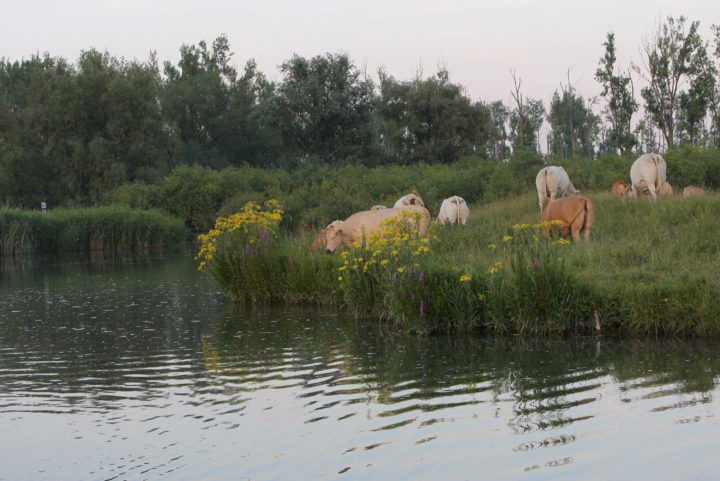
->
[393, 191, 425, 208]
[659, 181, 673, 196]
[324, 204, 431, 253]
[535, 166, 579, 211]
[437, 196, 469, 225]
[612, 180, 629, 198]
[310, 220, 343, 252]
[630, 153, 666, 199]
[683, 185, 705, 198]
[540, 196, 595, 242]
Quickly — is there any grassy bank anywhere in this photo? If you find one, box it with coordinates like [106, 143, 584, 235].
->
[197, 193, 720, 336]
[0, 205, 187, 256]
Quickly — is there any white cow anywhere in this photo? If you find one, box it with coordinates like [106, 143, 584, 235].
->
[393, 191, 425, 208]
[630, 153, 667, 200]
[535, 166, 579, 211]
[437, 196, 470, 225]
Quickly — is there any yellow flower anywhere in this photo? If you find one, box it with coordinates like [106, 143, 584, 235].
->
[495, 261, 503, 267]
[557, 257, 563, 262]
[397, 267, 405, 273]
[503, 235, 513, 243]
[338, 276, 343, 281]
[489, 267, 499, 274]
[460, 274, 472, 282]
[380, 259, 389, 265]
[477, 293, 486, 301]
[338, 265, 347, 271]
[488, 243, 496, 249]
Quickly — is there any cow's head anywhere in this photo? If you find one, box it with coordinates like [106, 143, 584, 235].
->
[324, 224, 344, 253]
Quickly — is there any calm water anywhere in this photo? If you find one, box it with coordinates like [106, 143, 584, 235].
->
[1, 251, 720, 481]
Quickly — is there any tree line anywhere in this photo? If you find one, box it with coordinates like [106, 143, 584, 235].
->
[1, 16, 719, 210]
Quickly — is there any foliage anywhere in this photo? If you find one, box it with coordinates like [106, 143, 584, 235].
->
[595, 32, 638, 154]
[378, 68, 492, 164]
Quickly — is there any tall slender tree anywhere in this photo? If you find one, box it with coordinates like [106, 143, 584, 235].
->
[595, 32, 637, 153]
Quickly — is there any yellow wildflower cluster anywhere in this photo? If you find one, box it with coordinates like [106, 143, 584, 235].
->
[338, 212, 435, 279]
[196, 200, 283, 270]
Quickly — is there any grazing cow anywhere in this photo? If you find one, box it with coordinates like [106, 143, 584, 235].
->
[393, 191, 425, 208]
[370, 205, 387, 211]
[683, 185, 705, 198]
[540, 196, 595, 241]
[310, 220, 343, 252]
[437, 196, 470, 225]
[324, 204, 431, 253]
[535, 166, 580, 211]
[612, 180, 629, 198]
[659, 181, 673, 196]
[630, 153, 666, 199]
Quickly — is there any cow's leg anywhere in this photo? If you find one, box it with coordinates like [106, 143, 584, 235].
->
[647, 184, 657, 200]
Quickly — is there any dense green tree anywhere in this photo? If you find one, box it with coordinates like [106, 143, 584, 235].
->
[595, 32, 638, 154]
[487, 100, 511, 161]
[0, 55, 73, 207]
[634, 16, 707, 148]
[378, 68, 491, 164]
[271, 53, 378, 167]
[547, 87, 600, 158]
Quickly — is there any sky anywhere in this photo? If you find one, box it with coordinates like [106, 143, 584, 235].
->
[3, 0, 718, 108]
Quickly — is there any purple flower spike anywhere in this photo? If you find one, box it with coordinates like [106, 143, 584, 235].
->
[232, 254, 236, 261]
[392, 272, 397, 285]
[419, 270, 424, 282]
[420, 300, 424, 317]
[290, 252, 294, 268]
[534, 258, 540, 267]
[411, 292, 415, 301]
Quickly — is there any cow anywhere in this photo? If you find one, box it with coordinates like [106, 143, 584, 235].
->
[659, 181, 673, 196]
[683, 185, 705, 198]
[324, 204, 431, 253]
[629, 153, 667, 199]
[535, 166, 580, 211]
[393, 191, 425, 208]
[437, 196, 470, 225]
[540, 196, 595, 242]
[612, 180, 629, 198]
[310, 220, 343, 252]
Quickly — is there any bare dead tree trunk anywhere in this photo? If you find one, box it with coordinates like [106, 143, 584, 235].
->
[510, 69, 526, 149]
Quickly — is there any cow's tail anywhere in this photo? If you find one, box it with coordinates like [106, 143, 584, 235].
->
[583, 197, 595, 240]
[455, 197, 461, 225]
[537, 168, 547, 210]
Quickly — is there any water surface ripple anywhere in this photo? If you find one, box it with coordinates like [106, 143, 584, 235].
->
[1, 253, 720, 480]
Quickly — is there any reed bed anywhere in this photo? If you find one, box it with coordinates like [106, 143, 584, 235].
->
[0, 205, 186, 256]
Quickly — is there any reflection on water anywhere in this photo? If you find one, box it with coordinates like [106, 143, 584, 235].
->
[1, 252, 720, 480]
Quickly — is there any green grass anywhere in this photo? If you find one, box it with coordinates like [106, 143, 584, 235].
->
[201, 191, 720, 336]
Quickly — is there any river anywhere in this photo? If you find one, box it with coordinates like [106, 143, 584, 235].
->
[1, 251, 719, 480]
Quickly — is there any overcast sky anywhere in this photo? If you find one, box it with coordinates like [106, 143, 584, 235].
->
[3, 0, 718, 107]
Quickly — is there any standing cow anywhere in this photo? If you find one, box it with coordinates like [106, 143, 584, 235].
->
[541, 196, 595, 241]
[535, 166, 580, 211]
[629, 153, 667, 199]
[437, 196, 470, 225]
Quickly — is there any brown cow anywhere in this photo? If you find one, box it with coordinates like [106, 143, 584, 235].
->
[659, 181, 673, 196]
[324, 204, 430, 253]
[541, 196, 595, 241]
[612, 180, 629, 198]
[683, 185, 705, 198]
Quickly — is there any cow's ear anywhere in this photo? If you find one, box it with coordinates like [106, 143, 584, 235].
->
[335, 228, 343, 235]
